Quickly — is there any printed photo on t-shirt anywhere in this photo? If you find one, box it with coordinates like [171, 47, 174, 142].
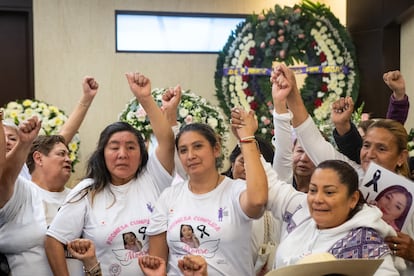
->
[122, 231, 143, 252]
[180, 224, 200, 248]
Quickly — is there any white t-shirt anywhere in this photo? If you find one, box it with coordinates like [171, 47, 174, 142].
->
[46, 155, 172, 276]
[0, 176, 82, 276]
[146, 177, 255, 275]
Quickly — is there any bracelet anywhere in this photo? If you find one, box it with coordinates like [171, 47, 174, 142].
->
[79, 101, 90, 108]
[239, 136, 255, 143]
[237, 138, 259, 149]
[83, 262, 101, 276]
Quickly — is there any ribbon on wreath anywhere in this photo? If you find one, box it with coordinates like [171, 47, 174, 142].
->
[223, 65, 349, 76]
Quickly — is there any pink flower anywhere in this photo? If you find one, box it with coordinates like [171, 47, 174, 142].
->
[294, 8, 301, 14]
[277, 35, 285, 43]
[135, 106, 147, 117]
[269, 19, 275, 26]
[279, 50, 286, 59]
[298, 33, 305, 39]
[361, 113, 370, 121]
[258, 14, 265, 21]
[185, 115, 193, 124]
[269, 38, 276, 46]
[284, 19, 289, 25]
[278, 29, 284, 35]
[262, 117, 271, 125]
[260, 42, 266, 49]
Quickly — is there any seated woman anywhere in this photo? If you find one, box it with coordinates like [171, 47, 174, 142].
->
[270, 63, 412, 274]
[270, 159, 398, 275]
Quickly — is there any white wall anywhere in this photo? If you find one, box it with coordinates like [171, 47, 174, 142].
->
[32, 0, 345, 186]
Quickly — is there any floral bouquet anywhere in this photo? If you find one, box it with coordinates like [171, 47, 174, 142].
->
[2, 99, 81, 171]
[119, 88, 229, 157]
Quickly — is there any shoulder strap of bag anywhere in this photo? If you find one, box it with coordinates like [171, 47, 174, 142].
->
[263, 211, 272, 244]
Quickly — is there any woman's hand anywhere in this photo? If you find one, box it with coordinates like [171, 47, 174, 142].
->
[178, 255, 208, 276]
[138, 255, 167, 276]
[385, 231, 414, 261]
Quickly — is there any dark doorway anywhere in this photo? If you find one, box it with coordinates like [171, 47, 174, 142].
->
[0, 0, 33, 107]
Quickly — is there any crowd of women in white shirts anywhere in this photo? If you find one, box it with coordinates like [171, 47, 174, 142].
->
[0, 66, 413, 276]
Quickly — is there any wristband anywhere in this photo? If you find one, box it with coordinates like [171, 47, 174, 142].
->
[238, 138, 259, 149]
[83, 262, 101, 276]
[239, 136, 255, 143]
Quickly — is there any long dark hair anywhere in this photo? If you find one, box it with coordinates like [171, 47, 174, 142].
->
[176, 123, 222, 168]
[375, 185, 413, 230]
[222, 135, 274, 178]
[74, 122, 148, 204]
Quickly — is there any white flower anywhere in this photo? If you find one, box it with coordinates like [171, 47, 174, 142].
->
[179, 108, 189, 117]
[3, 99, 81, 171]
[119, 89, 229, 158]
[207, 117, 218, 128]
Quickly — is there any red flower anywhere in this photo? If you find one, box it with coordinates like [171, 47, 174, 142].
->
[249, 101, 258, 110]
[311, 41, 317, 48]
[314, 98, 322, 107]
[243, 59, 251, 67]
[244, 88, 253, 96]
[242, 75, 249, 82]
[320, 52, 327, 62]
[321, 83, 328, 92]
[249, 47, 256, 56]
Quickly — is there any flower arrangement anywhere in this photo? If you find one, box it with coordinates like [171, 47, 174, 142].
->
[2, 99, 81, 171]
[215, 0, 359, 142]
[118, 88, 229, 156]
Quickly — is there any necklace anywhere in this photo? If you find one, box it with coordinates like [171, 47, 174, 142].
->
[188, 173, 221, 194]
